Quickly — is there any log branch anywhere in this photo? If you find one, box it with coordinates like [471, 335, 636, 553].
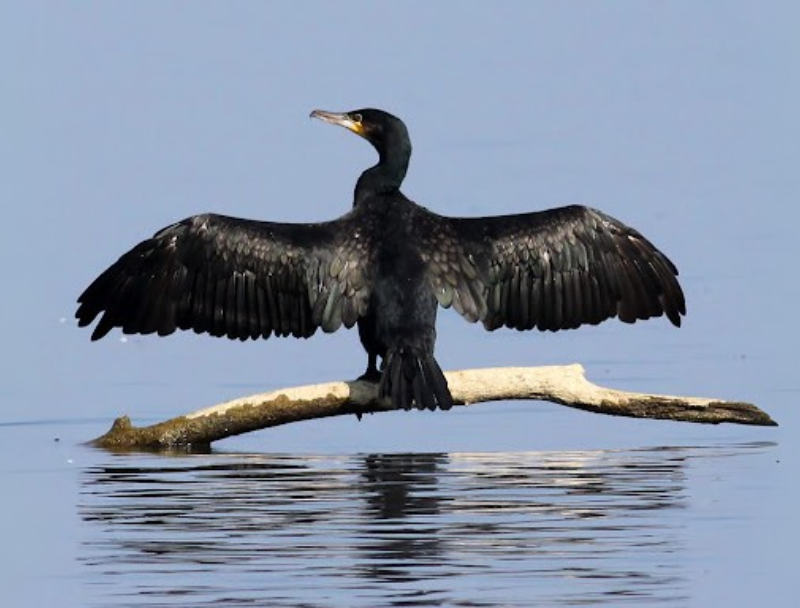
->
[91, 364, 776, 450]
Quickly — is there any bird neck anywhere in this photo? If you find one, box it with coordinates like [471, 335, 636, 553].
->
[354, 141, 411, 205]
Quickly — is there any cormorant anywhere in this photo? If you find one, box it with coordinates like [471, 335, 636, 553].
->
[76, 108, 686, 412]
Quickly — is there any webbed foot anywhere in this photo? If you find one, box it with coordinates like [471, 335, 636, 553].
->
[356, 368, 382, 383]
[356, 353, 382, 384]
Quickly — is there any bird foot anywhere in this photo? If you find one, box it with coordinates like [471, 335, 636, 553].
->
[353, 366, 383, 421]
[356, 368, 382, 384]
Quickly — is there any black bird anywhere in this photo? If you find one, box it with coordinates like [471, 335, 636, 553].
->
[76, 108, 686, 411]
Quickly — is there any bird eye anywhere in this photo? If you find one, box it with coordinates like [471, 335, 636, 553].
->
[351, 113, 363, 124]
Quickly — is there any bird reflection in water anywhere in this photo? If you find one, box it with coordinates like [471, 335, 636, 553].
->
[356, 453, 448, 583]
[78, 447, 703, 606]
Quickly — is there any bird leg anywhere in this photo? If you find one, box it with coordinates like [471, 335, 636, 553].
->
[357, 353, 383, 384]
[352, 353, 384, 421]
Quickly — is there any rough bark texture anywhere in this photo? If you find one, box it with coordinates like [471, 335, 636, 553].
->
[91, 364, 776, 450]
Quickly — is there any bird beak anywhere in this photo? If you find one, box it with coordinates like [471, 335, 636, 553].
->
[310, 109, 365, 137]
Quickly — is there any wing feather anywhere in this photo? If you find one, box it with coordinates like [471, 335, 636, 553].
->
[76, 212, 375, 341]
[422, 205, 685, 332]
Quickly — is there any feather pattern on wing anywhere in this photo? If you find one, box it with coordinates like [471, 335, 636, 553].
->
[76, 213, 375, 341]
[422, 205, 685, 331]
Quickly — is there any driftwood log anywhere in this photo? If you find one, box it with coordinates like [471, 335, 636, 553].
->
[91, 364, 776, 450]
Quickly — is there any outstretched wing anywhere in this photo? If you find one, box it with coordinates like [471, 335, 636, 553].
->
[423, 205, 686, 331]
[76, 213, 374, 341]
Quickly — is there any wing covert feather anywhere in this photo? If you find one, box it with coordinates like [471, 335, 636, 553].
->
[76, 213, 375, 341]
[422, 205, 685, 332]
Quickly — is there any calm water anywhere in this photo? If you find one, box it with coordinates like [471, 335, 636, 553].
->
[2, 440, 761, 607]
[81, 448, 695, 607]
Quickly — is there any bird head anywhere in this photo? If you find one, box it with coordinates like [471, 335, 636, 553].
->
[310, 108, 410, 158]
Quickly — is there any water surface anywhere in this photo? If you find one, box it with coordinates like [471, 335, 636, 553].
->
[75, 443, 775, 607]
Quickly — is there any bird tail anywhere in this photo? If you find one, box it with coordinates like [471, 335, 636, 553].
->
[379, 347, 453, 411]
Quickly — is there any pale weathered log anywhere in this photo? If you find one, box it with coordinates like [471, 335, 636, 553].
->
[91, 364, 776, 450]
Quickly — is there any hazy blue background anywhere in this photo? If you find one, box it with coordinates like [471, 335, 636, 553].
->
[1, 2, 798, 607]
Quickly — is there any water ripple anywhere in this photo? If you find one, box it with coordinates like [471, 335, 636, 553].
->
[78, 444, 771, 607]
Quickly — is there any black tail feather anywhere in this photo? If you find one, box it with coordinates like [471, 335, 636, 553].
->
[379, 347, 453, 411]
